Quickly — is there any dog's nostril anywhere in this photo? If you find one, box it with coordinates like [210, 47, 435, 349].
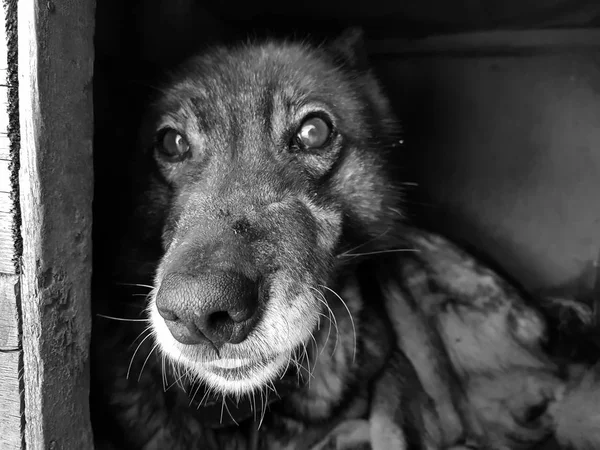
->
[166, 320, 209, 346]
[157, 306, 179, 323]
[208, 310, 233, 327]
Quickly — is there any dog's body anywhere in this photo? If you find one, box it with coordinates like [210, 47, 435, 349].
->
[92, 30, 600, 449]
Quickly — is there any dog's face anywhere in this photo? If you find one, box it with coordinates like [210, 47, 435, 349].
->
[139, 30, 403, 397]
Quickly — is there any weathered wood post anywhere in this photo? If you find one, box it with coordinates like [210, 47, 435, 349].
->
[0, 0, 96, 448]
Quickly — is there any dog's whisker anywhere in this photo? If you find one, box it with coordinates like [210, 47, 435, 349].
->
[315, 311, 330, 337]
[258, 386, 269, 430]
[127, 332, 154, 380]
[268, 379, 281, 400]
[222, 395, 239, 426]
[309, 331, 319, 361]
[188, 382, 203, 408]
[129, 325, 153, 351]
[281, 351, 293, 380]
[97, 313, 148, 323]
[220, 395, 226, 425]
[166, 368, 189, 392]
[264, 381, 276, 396]
[319, 284, 357, 364]
[115, 282, 155, 290]
[336, 225, 393, 258]
[138, 343, 159, 382]
[388, 206, 406, 218]
[338, 248, 420, 258]
[321, 305, 337, 356]
[251, 389, 257, 421]
[197, 386, 211, 409]
[257, 388, 265, 429]
[295, 350, 315, 384]
[320, 297, 340, 352]
[175, 361, 188, 392]
[161, 353, 167, 392]
[290, 353, 302, 386]
[310, 287, 338, 356]
[301, 342, 312, 388]
[107, 300, 148, 310]
[169, 356, 181, 391]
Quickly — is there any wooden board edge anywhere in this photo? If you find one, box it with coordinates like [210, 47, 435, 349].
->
[17, 0, 95, 448]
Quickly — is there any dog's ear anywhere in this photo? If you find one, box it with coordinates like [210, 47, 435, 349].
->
[328, 27, 369, 71]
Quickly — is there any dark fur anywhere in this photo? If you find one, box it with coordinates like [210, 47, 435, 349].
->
[92, 30, 600, 450]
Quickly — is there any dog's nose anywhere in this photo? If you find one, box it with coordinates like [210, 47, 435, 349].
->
[155, 271, 260, 349]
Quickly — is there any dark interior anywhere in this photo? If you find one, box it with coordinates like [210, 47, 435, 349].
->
[90, 1, 600, 449]
[93, 0, 600, 301]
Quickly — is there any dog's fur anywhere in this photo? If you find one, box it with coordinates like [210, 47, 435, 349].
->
[92, 30, 600, 449]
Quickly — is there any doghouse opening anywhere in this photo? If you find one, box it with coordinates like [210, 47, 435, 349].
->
[89, 1, 600, 449]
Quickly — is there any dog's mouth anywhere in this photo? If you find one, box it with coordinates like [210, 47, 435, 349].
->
[203, 353, 288, 379]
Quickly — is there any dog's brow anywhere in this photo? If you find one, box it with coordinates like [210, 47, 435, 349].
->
[258, 80, 276, 136]
[189, 97, 212, 131]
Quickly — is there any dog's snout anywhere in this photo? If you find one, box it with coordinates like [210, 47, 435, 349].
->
[156, 271, 260, 349]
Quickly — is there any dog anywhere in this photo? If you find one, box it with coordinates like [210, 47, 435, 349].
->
[91, 29, 600, 449]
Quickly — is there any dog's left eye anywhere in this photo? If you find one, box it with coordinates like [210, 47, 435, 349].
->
[295, 117, 332, 150]
[157, 129, 190, 160]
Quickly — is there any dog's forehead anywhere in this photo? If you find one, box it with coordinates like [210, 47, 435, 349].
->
[163, 43, 348, 112]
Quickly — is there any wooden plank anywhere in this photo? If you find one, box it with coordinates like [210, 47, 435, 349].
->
[0, 211, 13, 233]
[0, 274, 21, 450]
[0, 137, 11, 159]
[0, 85, 9, 135]
[0, 191, 12, 212]
[368, 28, 600, 57]
[0, 233, 15, 273]
[0, 211, 15, 274]
[0, 168, 15, 272]
[0, 0, 21, 447]
[0, 159, 11, 192]
[0, 6, 13, 274]
[0, 0, 15, 278]
[0, 351, 21, 450]
[0, 2, 10, 172]
[17, 0, 95, 448]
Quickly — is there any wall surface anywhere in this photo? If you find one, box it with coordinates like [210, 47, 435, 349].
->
[373, 30, 600, 297]
[201, 0, 600, 37]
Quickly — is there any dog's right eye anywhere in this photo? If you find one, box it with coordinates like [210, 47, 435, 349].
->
[156, 129, 190, 161]
[294, 116, 332, 150]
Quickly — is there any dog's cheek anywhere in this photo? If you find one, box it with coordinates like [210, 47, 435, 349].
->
[160, 214, 180, 251]
[315, 210, 343, 254]
[298, 194, 343, 256]
[313, 210, 343, 255]
[333, 152, 390, 226]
